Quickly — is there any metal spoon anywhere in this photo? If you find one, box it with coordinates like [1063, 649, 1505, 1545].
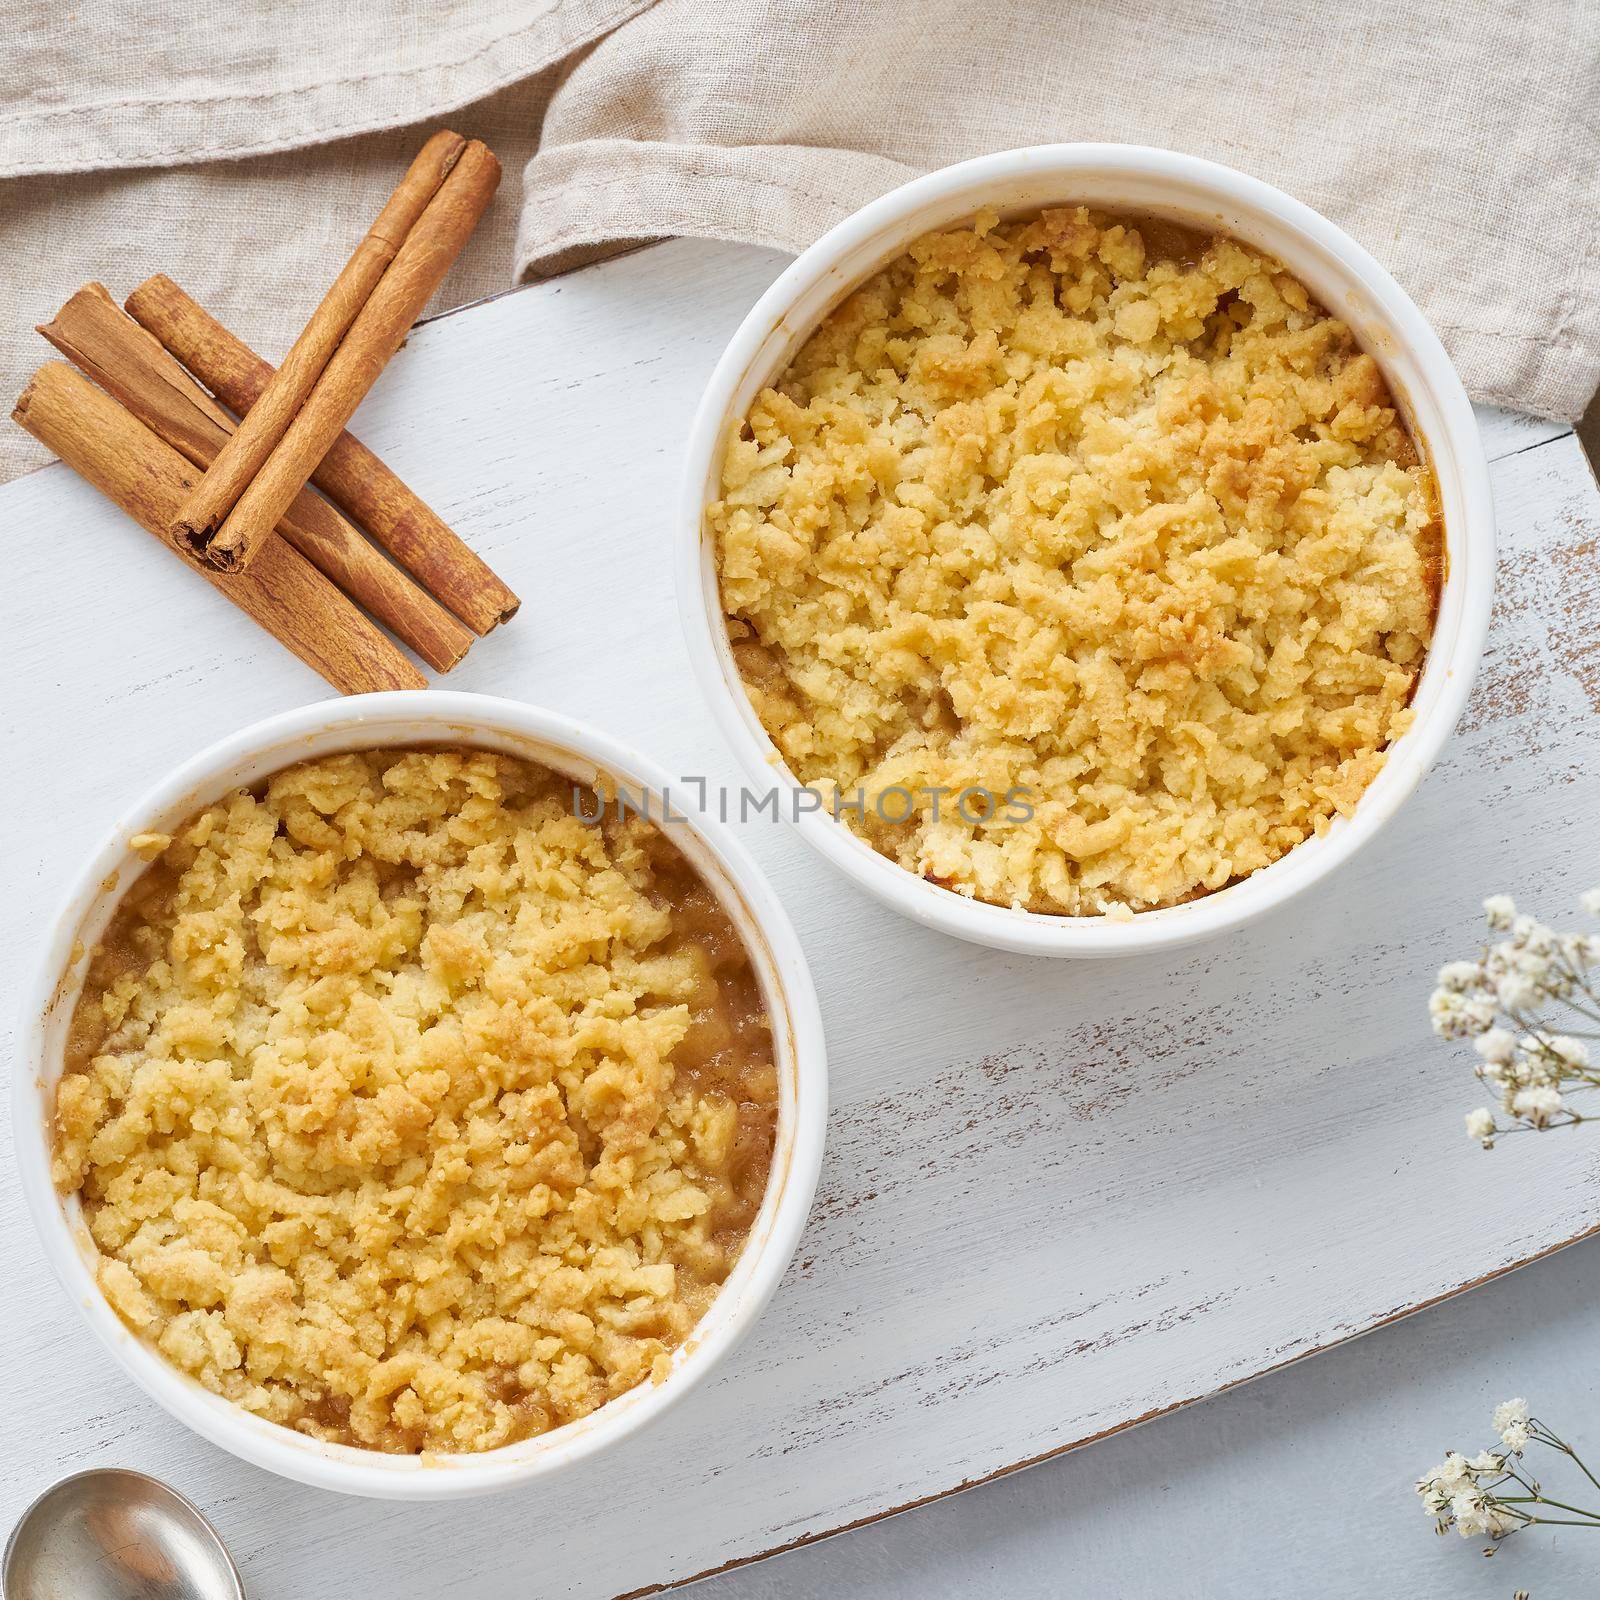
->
[4, 1469, 245, 1600]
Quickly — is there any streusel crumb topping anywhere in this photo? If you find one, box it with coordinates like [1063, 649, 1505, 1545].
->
[54, 749, 777, 1453]
[710, 208, 1440, 913]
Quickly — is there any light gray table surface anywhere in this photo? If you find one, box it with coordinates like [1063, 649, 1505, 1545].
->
[4, 237, 1597, 1600]
[684, 1232, 1600, 1598]
[660, 259, 1600, 1600]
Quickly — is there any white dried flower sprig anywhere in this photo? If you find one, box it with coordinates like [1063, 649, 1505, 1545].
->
[1429, 890, 1600, 1146]
[1417, 1400, 1600, 1545]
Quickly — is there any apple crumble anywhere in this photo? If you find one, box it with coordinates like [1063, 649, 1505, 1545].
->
[710, 208, 1441, 913]
[53, 748, 778, 1453]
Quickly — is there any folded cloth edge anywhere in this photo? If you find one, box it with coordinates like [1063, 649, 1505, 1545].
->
[516, 138, 920, 275]
[0, 0, 652, 179]
[516, 138, 1600, 425]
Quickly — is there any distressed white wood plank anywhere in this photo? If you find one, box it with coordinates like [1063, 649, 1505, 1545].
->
[2, 238, 1597, 1600]
[1472, 404, 1572, 463]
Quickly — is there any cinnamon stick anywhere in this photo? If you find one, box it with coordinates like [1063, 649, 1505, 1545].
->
[170, 130, 468, 565]
[39, 284, 473, 672]
[183, 138, 501, 574]
[13, 362, 426, 695]
[125, 274, 518, 634]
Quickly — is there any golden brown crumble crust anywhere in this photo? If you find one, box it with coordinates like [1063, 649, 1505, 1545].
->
[54, 749, 777, 1453]
[711, 208, 1440, 914]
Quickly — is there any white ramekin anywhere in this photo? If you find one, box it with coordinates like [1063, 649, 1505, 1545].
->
[14, 692, 827, 1499]
[678, 144, 1494, 957]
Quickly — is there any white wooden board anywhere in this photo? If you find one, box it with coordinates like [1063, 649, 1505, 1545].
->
[1, 239, 1596, 1599]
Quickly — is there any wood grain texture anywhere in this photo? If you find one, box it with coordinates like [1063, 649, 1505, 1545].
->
[0, 239, 1595, 1600]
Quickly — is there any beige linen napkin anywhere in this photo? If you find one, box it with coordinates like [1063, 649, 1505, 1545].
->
[3, 0, 1596, 484]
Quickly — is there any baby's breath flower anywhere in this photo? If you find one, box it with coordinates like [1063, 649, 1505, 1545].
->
[1480, 1063, 1515, 1094]
[1515, 1035, 1562, 1085]
[1437, 959, 1484, 992]
[1512, 1085, 1564, 1126]
[1485, 1503, 1522, 1538]
[1430, 989, 1497, 1038]
[1493, 1399, 1529, 1448]
[1581, 886, 1600, 918]
[1430, 990, 1463, 1036]
[1418, 1445, 1526, 1541]
[1495, 971, 1541, 1013]
[1473, 1028, 1516, 1065]
[1450, 1489, 1489, 1537]
[1452, 1493, 1522, 1540]
[1418, 1452, 1470, 1503]
[1436, 887, 1600, 1146]
[1542, 966, 1578, 999]
[1545, 1035, 1591, 1068]
[1484, 894, 1517, 931]
[1416, 1399, 1599, 1552]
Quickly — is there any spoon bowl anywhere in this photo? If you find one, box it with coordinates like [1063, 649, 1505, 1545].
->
[4, 1469, 245, 1600]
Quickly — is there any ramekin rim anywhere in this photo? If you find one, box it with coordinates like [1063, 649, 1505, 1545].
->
[14, 690, 828, 1498]
[676, 142, 1494, 957]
